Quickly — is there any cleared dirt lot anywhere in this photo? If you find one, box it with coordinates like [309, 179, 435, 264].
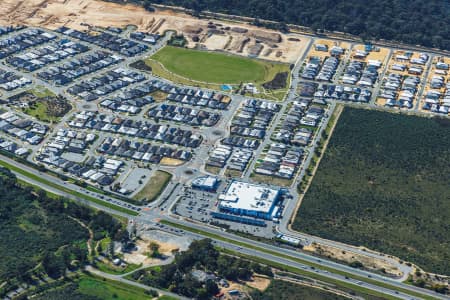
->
[0, 0, 309, 63]
[351, 44, 390, 63]
[307, 39, 351, 60]
[123, 238, 177, 266]
[303, 243, 402, 277]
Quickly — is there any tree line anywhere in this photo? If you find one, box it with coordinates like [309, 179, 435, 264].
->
[130, 0, 450, 50]
[294, 108, 450, 277]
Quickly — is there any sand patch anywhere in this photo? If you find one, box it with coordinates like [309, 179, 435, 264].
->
[123, 238, 179, 266]
[0, 0, 310, 63]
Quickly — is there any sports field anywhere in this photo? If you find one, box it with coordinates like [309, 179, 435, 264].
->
[147, 46, 290, 100]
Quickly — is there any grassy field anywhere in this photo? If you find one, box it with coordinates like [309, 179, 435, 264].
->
[150, 90, 169, 102]
[94, 260, 141, 275]
[205, 165, 221, 175]
[22, 87, 70, 123]
[250, 172, 293, 187]
[157, 296, 178, 300]
[133, 170, 172, 203]
[32, 274, 153, 300]
[24, 101, 60, 123]
[224, 168, 243, 178]
[29, 86, 56, 98]
[147, 46, 290, 100]
[151, 46, 267, 84]
[77, 275, 150, 300]
[293, 108, 450, 276]
[23, 87, 59, 122]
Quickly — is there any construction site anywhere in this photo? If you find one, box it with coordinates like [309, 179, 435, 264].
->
[0, 0, 309, 63]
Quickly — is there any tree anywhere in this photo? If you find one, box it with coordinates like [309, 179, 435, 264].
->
[97, 242, 103, 254]
[108, 242, 115, 258]
[42, 252, 65, 279]
[148, 242, 161, 258]
[114, 228, 130, 243]
[205, 279, 219, 295]
[238, 267, 252, 280]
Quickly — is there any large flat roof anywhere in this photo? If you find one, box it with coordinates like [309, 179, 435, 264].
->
[218, 181, 279, 213]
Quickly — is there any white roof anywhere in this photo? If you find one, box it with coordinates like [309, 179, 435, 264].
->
[192, 176, 218, 188]
[219, 181, 279, 213]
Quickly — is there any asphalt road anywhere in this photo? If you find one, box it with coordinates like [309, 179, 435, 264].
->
[85, 266, 190, 300]
[2, 154, 448, 300]
[0, 28, 449, 300]
[153, 215, 449, 300]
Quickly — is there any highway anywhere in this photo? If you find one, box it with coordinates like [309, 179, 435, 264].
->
[0, 27, 449, 300]
[152, 215, 449, 300]
[1, 153, 448, 300]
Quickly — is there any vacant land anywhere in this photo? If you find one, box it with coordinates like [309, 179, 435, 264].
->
[250, 280, 349, 300]
[0, 0, 308, 63]
[133, 170, 172, 203]
[293, 108, 450, 275]
[251, 172, 292, 187]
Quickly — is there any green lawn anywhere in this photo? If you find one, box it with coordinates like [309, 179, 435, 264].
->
[77, 274, 152, 300]
[29, 86, 56, 98]
[95, 260, 141, 275]
[151, 46, 267, 84]
[293, 108, 450, 276]
[148, 46, 290, 100]
[23, 101, 60, 123]
[30, 274, 155, 300]
[133, 170, 172, 203]
[22, 87, 66, 123]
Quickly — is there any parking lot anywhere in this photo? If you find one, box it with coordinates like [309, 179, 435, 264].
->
[173, 182, 279, 238]
[0, 22, 448, 238]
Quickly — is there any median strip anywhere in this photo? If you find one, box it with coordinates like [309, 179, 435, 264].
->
[0, 159, 138, 216]
[160, 220, 438, 300]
